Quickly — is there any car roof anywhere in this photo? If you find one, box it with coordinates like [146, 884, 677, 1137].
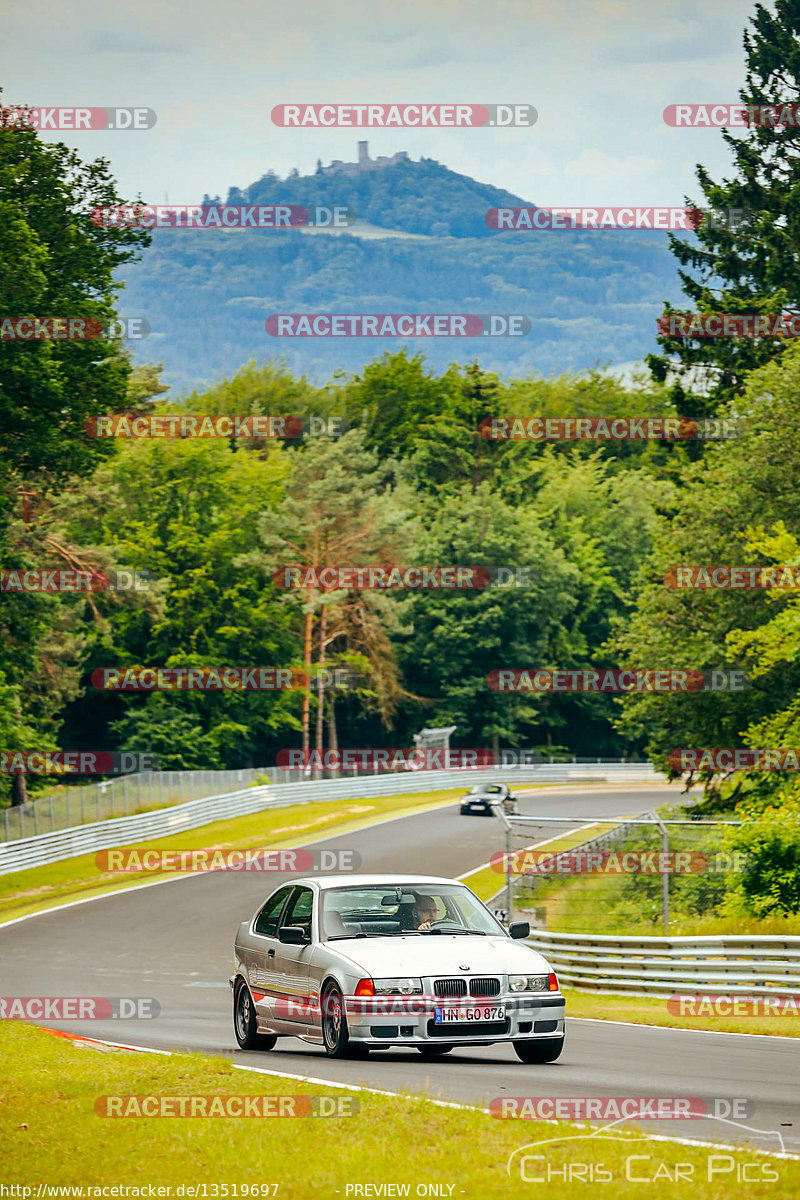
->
[287, 873, 464, 891]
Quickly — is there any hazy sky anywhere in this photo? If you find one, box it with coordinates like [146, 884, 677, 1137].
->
[3, 0, 758, 205]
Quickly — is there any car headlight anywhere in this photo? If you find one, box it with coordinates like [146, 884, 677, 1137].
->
[373, 977, 423, 995]
[509, 974, 549, 992]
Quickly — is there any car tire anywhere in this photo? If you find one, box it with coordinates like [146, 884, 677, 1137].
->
[234, 980, 277, 1051]
[417, 1045, 453, 1055]
[321, 981, 360, 1058]
[459, 807, 469, 814]
[513, 1036, 564, 1064]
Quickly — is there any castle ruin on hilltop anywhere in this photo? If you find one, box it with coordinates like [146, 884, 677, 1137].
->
[319, 142, 410, 176]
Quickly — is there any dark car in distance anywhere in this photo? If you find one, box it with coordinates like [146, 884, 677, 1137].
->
[459, 783, 519, 816]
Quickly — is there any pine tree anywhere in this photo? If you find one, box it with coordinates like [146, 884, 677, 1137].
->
[648, 0, 800, 415]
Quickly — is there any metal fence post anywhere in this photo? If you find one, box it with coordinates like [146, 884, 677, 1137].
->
[650, 811, 669, 934]
[506, 826, 514, 923]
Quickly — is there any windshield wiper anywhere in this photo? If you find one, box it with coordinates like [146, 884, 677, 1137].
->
[327, 931, 422, 940]
[420, 928, 487, 936]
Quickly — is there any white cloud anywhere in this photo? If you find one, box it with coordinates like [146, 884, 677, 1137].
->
[0, 0, 758, 204]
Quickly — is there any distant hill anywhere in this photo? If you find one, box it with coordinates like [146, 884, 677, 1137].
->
[214, 145, 532, 239]
[121, 149, 684, 391]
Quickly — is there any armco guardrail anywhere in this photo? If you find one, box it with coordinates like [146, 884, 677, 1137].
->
[526, 930, 800, 997]
[0, 761, 661, 875]
[1, 759, 659, 842]
[0, 767, 267, 842]
[0, 785, 278, 877]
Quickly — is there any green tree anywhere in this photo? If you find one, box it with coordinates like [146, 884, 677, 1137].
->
[0, 102, 149, 801]
[614, 342, 800, 792]
[0, 99, 149, 522]
[396, 484, 583, 752]
[251, 430, 411, 761]
[52, 435, 297, 769]
[648, 0, 800, 413]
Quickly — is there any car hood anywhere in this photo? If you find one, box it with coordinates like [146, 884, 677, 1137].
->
[327, 934, 551, 978]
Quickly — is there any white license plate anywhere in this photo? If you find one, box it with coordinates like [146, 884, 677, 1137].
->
[469, 804, 484, 810]
[434, 1005, 506, 1024]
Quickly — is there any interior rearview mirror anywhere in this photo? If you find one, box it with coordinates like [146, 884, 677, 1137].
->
[382, 891, 417, 905]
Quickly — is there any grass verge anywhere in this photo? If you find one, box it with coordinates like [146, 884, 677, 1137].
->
[0, 1023, 795, 1197]
[528, 865, 800, 937]
[563, 987, 800, 1038]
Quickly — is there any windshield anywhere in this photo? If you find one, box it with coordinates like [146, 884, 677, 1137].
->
[320, 883, 505, 940]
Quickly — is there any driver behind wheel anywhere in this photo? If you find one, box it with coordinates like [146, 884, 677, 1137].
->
[410, 894, 438, 930]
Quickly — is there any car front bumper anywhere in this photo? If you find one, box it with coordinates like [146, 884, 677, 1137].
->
[343, 993, 565, 1045]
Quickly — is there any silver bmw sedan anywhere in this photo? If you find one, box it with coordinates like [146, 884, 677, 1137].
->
[232, 873, 565, 1062]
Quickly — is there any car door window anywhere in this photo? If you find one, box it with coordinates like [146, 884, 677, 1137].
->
[254, 885, 293, 937]
[281, 886, 314, 939]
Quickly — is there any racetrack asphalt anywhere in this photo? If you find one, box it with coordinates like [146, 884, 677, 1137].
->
[1, 783, 796, 1154]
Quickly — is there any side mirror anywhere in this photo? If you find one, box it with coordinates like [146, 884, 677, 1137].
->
[509, 921, 530, 940]
[279, 925, 309, 945]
